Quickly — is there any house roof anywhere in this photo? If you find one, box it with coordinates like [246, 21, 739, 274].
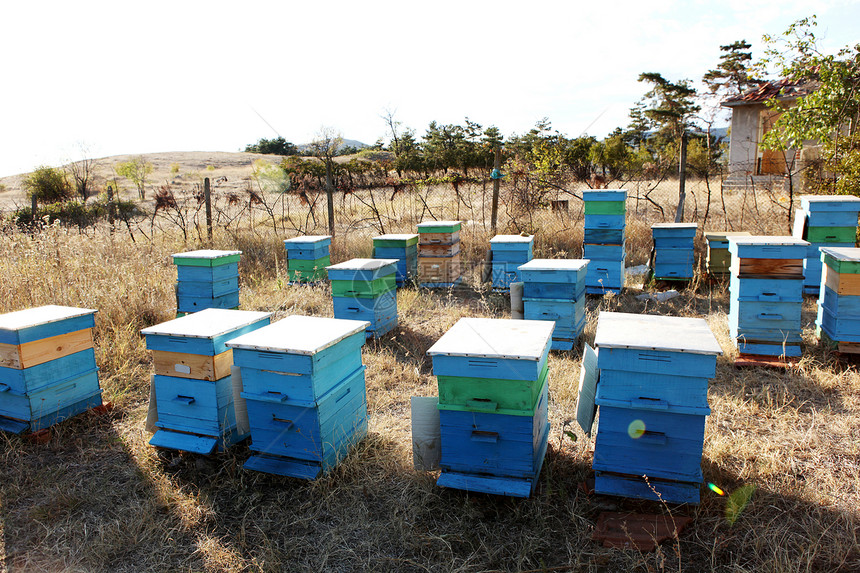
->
[721, 79, 816, 107]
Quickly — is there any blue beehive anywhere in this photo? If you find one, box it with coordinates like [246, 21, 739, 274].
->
[226, 315, 370, 479]
[793, 195, 860, 294]
[327, 258, 399, 338]
[427, 317, 554, 497]
[727, 236, 807, 357]
[816, 247, 860, 353]
[372, 234, 419, 286]
[518, 259, 589, 350]
[141, 308, 271, 454]
[173, 250, 241, 315]
[490, 235, 534, 290]
[0, 305, 102, 434]
[581, 311, 722, 504]
[651, 223, 697, 280]
[284, 235, 332, 283]
[583, 189, 626, 294]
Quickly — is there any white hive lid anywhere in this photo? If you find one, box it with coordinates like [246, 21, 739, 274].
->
[518, 259, 588, 271]
[172, 249, 241, 259]
[594, 311, 722, 355]
[140, 308, 272, 339]
[225, 315, 369, 355]
[283, 235, 332, 243]
[326, 258, 399, 271]
[490, 235, 534, 243]
[0, 305, 97, 332]
[819, 246, 860, 261]
[427, 317, 554, 361]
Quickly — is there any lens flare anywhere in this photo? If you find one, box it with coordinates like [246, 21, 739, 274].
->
[708, 482, 726, 496]
[627, 419, 646, 439]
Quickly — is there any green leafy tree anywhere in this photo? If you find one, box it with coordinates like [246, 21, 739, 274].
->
[637, 72, 700, 141]
[758, 15, 860, 195]
[704, 40, 761, 97]
[115, 156, 153, 200]
[22, 166, 73, 204]
[245, 136, 298, 156]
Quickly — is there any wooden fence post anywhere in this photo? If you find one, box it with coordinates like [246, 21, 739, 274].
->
[674, 132, 688, 223]
[204, 177, 213, 240]
[490, 146, 501, 234]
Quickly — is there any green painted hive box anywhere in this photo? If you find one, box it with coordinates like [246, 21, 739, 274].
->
[330, 274, 397, 298]
[288, 256, 330, 281]
[821, 247, 860, 274]
[584, 201, 626, 215]
[417, 221, 461, 234]
[436, 360, 549, 417]
[806, 226, 857, 243]
[373, 234, 419, 248]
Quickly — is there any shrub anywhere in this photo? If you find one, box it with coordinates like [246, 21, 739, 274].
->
[22, 166, 73, 204]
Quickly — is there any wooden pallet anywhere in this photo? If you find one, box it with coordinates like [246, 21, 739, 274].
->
[734, 353, 800, 369]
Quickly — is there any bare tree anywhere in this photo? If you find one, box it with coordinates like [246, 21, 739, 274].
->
[309, 127, 343, 236]
[66, 144, 100, 201]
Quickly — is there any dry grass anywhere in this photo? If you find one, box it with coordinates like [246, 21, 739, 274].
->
[0, 182, 858, 572]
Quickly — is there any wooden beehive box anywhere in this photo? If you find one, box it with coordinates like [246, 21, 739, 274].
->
[587, 312, 722, 504]
[227, 315, 369, 478]
[141, 308, 271, 454]
[0, 305, 101, 433]
[427, 317, 553, 497]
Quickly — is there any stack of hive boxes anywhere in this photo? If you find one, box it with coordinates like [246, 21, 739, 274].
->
[583, 190, 626, 294]
[703, 231, 751, 277]
[793, 195, 860, 295]
[651, 223, 698, 281]
[427, 318, 554, 497]
[372, 234, 418, 286]
[227, 315, 369, 479]
[0, 306, 102, 434]
[490, 235, 534, 291]
[727, 236, 808, 358]
[173, 250, 241, 315]
[327, 258, 399, 338]
[141, 308, 271, 454]
[816, 247, 860, 353]
[587, 312, 722, 504]
[518, 259, 589, 351]
[284, 236, 331, 283]
[417, 221, 462, 287]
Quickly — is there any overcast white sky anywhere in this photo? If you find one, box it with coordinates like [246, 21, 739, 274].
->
[1, 0, 858, 177]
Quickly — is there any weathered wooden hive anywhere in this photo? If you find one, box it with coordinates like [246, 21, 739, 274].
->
[417, 221, 462, 288]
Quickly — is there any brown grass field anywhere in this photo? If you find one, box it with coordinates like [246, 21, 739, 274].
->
[0, 162, 858, 572]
